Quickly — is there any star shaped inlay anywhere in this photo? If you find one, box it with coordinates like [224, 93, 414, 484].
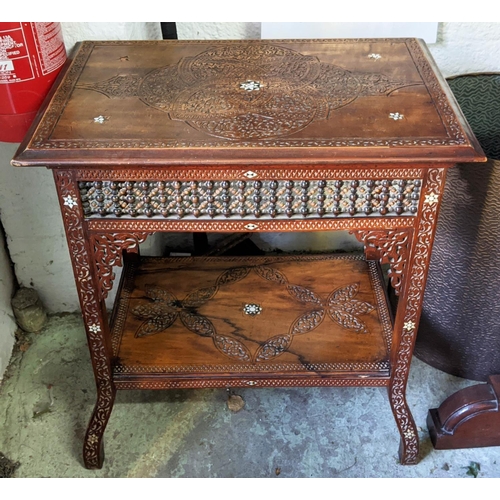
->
[63, 195, 78, 209]
[425, 192, 439, 205]
[239, 80, 261, 91]
[243, 303, 262, 316]
[404, 321, 416, 331]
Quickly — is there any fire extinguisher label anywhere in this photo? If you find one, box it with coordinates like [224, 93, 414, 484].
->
[0, 22, 65, 83]
[31, 23, 66, 76]
[0, 60, 14, 72]
[0, 24, 32, 83]
[0, 23, 34, 83]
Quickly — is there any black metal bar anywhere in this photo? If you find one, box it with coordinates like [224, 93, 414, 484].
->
[160, 23, 177, 40]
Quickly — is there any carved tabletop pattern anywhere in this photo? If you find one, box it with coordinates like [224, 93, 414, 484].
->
[78, 43, 414, 141]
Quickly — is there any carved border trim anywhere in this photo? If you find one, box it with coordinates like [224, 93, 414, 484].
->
[111, 257, 136, 356]
[406, 39, 466, 146]
[87, 217, 416, 233]
[114, 378, 390, 390]
[113, 362, 389, 374]
[31, 43, 94, 148]
[75, 166, 425, 181]
[368, 259, 393, 354]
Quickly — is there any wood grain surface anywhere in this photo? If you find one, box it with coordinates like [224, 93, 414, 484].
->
[112, 254, 392, 382]
[12, 39, 485, 166]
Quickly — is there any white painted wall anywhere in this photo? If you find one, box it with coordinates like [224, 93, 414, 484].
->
[0, 22, 498, 327]
[431, 23, 500, 77]
[176, 22, 260, 40]
[177, 22, 500, 77]
[61, 22, 162, 52]
[0, 219, 16, 381]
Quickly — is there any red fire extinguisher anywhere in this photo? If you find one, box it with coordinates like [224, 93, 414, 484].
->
[0, 22, 67, 142]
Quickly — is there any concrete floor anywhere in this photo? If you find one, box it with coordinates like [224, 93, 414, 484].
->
[0, 314, 499, 478]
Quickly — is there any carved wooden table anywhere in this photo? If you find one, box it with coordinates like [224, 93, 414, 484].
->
[12, 39, 485, 469]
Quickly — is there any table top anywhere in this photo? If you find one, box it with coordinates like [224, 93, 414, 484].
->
[13, 39, 485, 167]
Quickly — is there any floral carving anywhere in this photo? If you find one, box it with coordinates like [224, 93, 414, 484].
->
[389, 168, 446, 464]
[90, 232, 151, 300]
[78, 43, 414, 141]
[130, 264, 375, 363]
[254, 266, 289, 284]
[351, 230, 411, 295]
[327, 283, 375, 334]
[255, 334, 293, 362]
[213, 335, 252, 362]
[286, 285, 323, 305]
[54, 170, 115, 469]
[290, 310, 325, 335]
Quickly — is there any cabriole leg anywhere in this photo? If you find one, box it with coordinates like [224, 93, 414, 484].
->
[54, 170, 116, 469]
[83, 368, 116, 469]
[353, 168, 447, 464]
[389, 168, 447, 464]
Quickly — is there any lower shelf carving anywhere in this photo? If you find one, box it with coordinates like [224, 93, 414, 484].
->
[131, 263, 375, 363]
[111, 254, 393, 378]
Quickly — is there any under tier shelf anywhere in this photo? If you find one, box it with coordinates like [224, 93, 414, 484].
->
[110, 254, 393, 389]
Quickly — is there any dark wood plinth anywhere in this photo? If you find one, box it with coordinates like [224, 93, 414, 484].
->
[427, 375, 500, 450]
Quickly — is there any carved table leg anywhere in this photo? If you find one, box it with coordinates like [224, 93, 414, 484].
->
[353, 168, 447, 464]
[388, 287, 420, 465]
[393, 168, 447, 464]
[83, 344, 116, 469]
[54, 171, 117, 469]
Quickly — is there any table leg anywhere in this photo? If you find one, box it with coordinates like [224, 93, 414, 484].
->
[83, 351, 116, 469]
[54, 171, 116, 469]
[353, 168, 446, 464]
[389, 168, 447, 464]
[388, 285, 420, 464]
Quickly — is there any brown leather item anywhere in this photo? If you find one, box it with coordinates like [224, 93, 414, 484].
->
[12, 39, 485, 469]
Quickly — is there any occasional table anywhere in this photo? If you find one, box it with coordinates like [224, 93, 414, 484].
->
[12, 39, 485, 469]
